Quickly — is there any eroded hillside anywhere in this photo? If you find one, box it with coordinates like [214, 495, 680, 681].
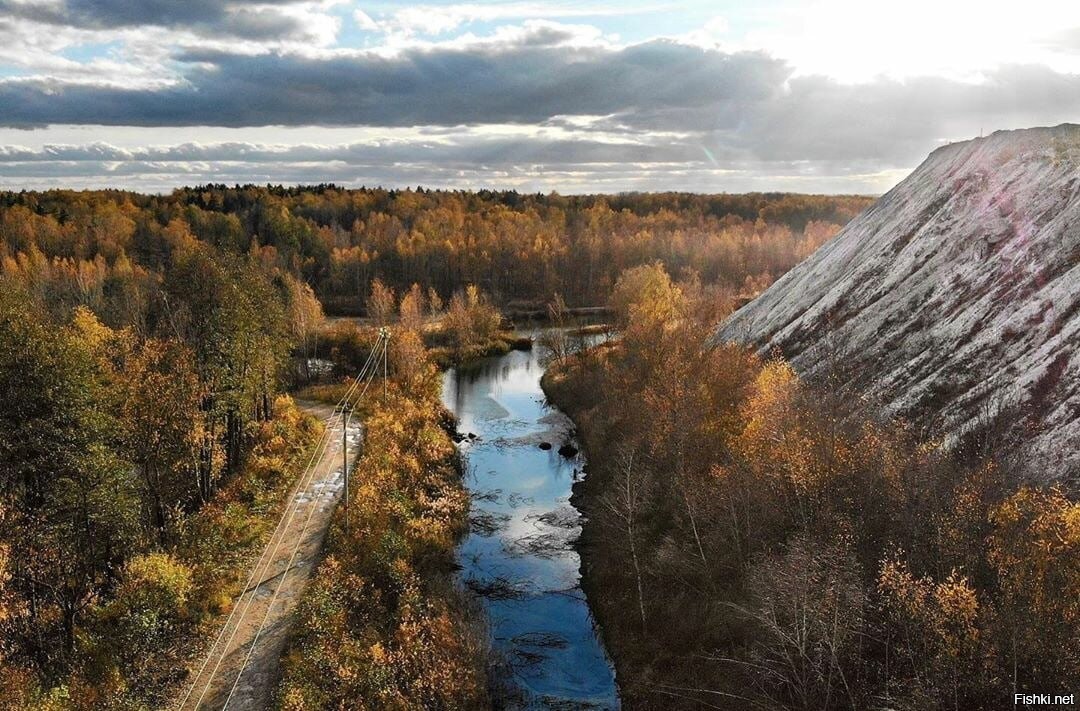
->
[714, 124, 1080, 481]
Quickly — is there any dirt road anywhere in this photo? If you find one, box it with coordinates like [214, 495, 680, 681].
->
[177, 401, 361, 711]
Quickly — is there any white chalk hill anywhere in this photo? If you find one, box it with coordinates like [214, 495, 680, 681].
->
[713, 124, 1080, 481]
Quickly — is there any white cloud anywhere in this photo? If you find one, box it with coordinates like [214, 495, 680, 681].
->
[678, 14, 729, 48]
[703, 15, 727, 34]
[366, 2, 667, 37]
[0, 18, 185, 89]
[434, 19, 613, 51]
[353, 8, 379, 31]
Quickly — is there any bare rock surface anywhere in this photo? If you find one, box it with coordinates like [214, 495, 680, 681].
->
[713, 124, 1080, 482]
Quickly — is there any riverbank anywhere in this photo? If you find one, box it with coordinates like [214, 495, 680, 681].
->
[539, 360, 652, 707]
[276, 356, 490, 710]
[320, 312, 533, 371]
[541, 262, 1080, 710]
[427, 331, 533, 368]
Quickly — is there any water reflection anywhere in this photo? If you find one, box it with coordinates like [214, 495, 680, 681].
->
[443, 343, 619, 710]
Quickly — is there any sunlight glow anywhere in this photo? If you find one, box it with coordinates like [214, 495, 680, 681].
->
[737, 0, 1080, 82]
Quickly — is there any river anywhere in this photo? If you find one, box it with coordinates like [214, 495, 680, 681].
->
[442, 340, 619, 710]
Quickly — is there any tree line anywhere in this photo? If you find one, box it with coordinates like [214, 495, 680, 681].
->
[1, 186, 870, 314]
[543, 263, 1080, 711]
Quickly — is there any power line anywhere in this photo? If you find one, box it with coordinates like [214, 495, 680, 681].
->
[187, 359, 375, 708]
[342, 400, 353, 536]
[220, 330, 390, 711]
[184, 417, 336, 704]
[381, 326, 390, 401]
[221, 331, 387, 709]
[178, 411, 336, 711]
[178, 334, 385, 710]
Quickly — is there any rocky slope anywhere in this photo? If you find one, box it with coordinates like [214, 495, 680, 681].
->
[713, 124, 1080, 482]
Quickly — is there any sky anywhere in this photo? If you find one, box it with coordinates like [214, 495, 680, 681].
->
[1, 0, 1079, 194]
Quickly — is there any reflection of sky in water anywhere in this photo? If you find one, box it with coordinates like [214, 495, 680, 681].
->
[443, 345, 619, 709]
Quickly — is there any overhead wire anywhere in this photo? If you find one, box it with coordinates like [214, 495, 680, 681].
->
[219, 331, 389, 710]
[178, 332, 386, 710]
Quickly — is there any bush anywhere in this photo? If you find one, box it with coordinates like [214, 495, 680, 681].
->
[277, 350, 488, 710]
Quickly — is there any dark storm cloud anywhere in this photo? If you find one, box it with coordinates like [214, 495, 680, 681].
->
[0, 40, 789, 128]
[0, 0, 310, 40]
[65, 0, 298, 27]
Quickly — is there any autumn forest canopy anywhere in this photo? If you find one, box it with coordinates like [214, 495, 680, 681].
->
[4, 0, 1080, 708]
[0, 183, 1075, 711]
[0, 186, 869, 317]
[0, 185, 866, 708]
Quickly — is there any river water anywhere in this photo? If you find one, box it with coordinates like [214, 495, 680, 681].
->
[442, 342, 619, 710]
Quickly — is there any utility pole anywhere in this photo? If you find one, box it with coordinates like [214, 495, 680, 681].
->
[379, 327, 390, 401]
[341, 401, 353, 536]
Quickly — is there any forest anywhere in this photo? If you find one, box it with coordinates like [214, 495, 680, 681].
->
[0, 186, 863, 708]
[0, 202, 325, 707]
[3, 183, 1073, 711]
[0, 187, 869, 315]
[543, 263, 1080, 710]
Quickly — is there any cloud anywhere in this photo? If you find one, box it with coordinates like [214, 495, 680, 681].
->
[1043, 26, 1080, 54]
[0, 134, 906, 195]
[0, 39, 790, 129]
[0, 0, 337, 42]
[359, 2, 666, 37]
[354, 9, 379, 32]
[0, 134, 707, 165]
[724, 0, 1080, 82]
[3, 35, 1079, 173]
[64, 0, 297, 28]
[3, 7, 1080, 195]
